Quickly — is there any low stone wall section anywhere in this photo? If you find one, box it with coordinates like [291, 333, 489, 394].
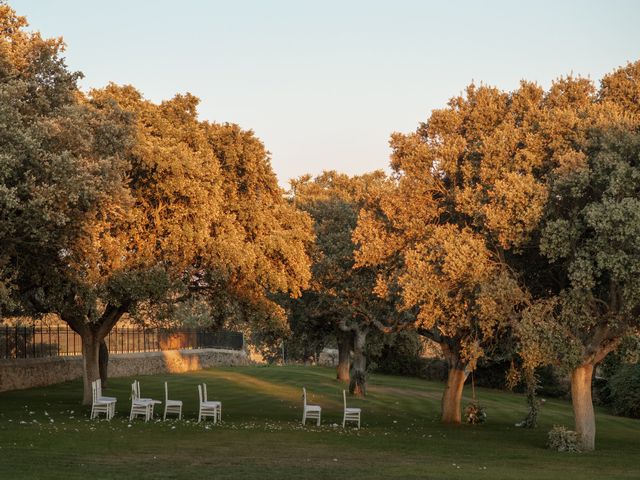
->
[0, 348, 249, 392]
[318, 348, 338, 367]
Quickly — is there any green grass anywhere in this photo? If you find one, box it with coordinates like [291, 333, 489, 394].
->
[0, 365, 638, 479]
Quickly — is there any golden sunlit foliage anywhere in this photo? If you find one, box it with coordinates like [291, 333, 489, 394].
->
[0, 4, 313, 404]
[289, 171, 398, 394]
[354, 62, 640, 432]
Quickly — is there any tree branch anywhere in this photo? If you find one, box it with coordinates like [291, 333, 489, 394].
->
[97, 301, 131, 338]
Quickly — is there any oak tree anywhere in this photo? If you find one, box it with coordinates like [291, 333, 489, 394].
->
[290, 171, 400, 394]
[1, 5, 313, 403]
[353, 82, 541, 422]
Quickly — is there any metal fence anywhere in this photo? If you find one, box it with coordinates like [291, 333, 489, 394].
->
[0, 325, 244, 359]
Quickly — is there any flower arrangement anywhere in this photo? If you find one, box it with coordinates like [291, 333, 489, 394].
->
[465, 400, 487, 424]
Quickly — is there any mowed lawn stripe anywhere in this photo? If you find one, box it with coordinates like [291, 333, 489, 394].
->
[0, 365, 639, 479]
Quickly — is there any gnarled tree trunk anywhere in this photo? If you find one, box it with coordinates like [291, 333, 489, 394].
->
[442, 366, 468, 423]
[571, 362, 596, 451]
[349, 328, 367, 396]
[81, 328, 102, 405]
[336, 330, 351, 383]
[569, 334, 621, 451]
[63, 302, 129, 405]
[441, 345, 468, 424]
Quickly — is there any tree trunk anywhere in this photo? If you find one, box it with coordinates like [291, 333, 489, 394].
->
[349, 329, 367, 396]
[99, 340, 109, 388]
[62, 302, 129, 405]
[441, 366, 468, 424]
[81, 329, 102, 405]
[571, 362, 596, 451]
[336, 330, 351, 383]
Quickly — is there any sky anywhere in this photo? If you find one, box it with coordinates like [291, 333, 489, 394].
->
[11, 0, 640, 188]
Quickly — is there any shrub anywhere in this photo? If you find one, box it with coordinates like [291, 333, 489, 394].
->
[417, 358, 449, 381]
[592, 376, 612, 406]
[609, 363, 640, 418]
[369, 331, 425, 377]
[547, 425, 581, 452]
[596, 337, 640, 408]
[369, 331, 448, 381]
[536, 365, 570, 398]
[473, 360, 511, 389]
[600, 336, 640, 379]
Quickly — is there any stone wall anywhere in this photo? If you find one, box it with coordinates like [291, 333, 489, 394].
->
[0, 348, 249, 392]
[318, 348, 338, 367]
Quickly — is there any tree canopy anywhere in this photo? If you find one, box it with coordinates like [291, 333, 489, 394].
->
[0, 5, 130, 317]
[0, 4, 313, 403]
[353, 82, 537, 421]
[354, 62, 640, 438]
[289, 171, 401, 393]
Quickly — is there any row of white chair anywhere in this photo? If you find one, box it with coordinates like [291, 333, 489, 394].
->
[303, 387, 361, 429]
[91, 380, 213, 422]
[91, 382, 361, 428]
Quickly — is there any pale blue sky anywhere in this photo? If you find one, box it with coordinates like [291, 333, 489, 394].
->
[11, 0, 640, 188]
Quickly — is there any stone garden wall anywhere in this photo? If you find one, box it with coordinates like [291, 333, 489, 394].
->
[0, 348, 249, 392]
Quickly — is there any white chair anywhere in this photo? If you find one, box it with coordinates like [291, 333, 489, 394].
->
[96, 378, 117, 419]
[342, 390, 361, 429]
[163, 381, 183, 420]
[134, 380, 161, 418]
[198, 384, 221, 423]
[129, 381, 154, 422]
[302, 387, 321, 426]
[96, 379, 117, 404]
[90, 380, 116, 420]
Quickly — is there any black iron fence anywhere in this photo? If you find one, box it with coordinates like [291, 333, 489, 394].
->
[0, 325, 244, 359]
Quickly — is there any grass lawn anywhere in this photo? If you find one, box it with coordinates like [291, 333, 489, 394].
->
[0, 365, 638, 479]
